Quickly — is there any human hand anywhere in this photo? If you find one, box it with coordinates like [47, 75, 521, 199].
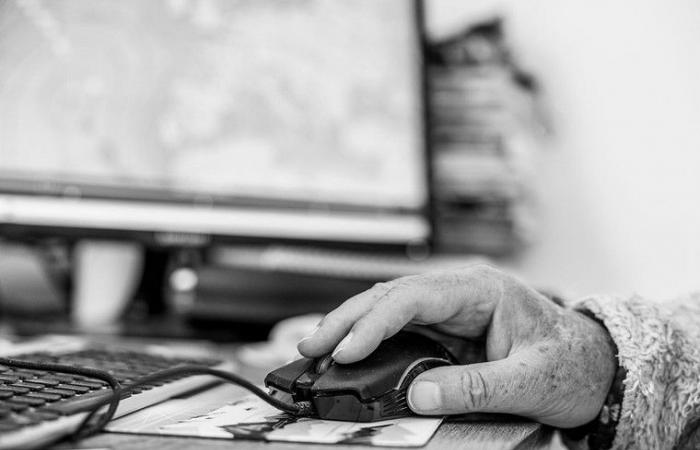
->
[297, 265, 616, 428]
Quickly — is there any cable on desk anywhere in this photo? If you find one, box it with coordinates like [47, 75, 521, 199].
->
[0, 356, 123, 438]
[0, 358, 314, 444]
[74, 364, 315, 439]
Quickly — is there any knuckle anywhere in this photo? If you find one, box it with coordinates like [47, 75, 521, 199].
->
[387, 279, 411, 295]
[468, 263, 498, 276]
[375, 274, 413, 290]
[467, 264, 502, 284]
[460, 370, 491, 411]
[372, 281, 392, 291]
[372, 278, 411, 303]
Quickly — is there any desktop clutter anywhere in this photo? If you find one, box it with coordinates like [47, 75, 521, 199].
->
[0, 323, 461, 449]
[0, 6, 549, 449]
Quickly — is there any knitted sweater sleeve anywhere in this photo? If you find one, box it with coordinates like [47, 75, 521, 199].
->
[573, 294, 700, 449]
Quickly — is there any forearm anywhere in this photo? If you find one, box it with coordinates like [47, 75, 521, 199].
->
[573, 294, 700, 449]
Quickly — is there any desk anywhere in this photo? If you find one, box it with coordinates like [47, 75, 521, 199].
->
[58, 421, 553, 450]
[47, 340, 559, 450]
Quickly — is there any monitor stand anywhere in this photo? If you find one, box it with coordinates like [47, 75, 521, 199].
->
[71, 240, 144, 332]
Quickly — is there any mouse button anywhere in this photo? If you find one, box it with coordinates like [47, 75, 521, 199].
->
[310, 362, 375, 400]
[311, 355, 406, 401]
[264, 357, 315, 393]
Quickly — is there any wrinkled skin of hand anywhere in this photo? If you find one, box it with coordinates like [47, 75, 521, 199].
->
[297, 264, 616, 428]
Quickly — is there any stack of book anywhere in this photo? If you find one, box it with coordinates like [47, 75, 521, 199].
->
[428, 19, 544, 256]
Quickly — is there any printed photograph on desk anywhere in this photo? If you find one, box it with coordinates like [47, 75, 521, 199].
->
[116, 395, 442, 447]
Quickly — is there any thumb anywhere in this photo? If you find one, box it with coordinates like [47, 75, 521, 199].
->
[407, 354, 539, 416]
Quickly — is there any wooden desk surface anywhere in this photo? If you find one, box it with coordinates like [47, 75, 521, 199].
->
[49, 340, 559, 450]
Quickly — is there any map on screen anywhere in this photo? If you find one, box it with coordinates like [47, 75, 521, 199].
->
[0, 0, 426, 210]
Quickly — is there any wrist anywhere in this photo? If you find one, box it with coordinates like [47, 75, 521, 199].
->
[563, 310, 626, 449]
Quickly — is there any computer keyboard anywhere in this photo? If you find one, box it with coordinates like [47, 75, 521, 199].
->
[0, 347, 230, 450]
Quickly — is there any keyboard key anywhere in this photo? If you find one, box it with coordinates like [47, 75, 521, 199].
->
[0, 391, 13, 400]
[48, 374, 75, 383]
[43, 390, 111, 415]
[27, 392, 62, 402]
[69, 380, 105, 390]
[11, 396, 46, 407]
[0, 374, 20, 383]
[32, 378, 60, 387]
[12, 370, 42, 379]
[10, 382, 44, 391]
[56, 383, 90, 394]
[0, 385, 30, 395]
[42, 388, 77, 398]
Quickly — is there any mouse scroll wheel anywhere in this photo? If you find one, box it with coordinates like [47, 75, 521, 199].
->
[315, 354, 335, 374]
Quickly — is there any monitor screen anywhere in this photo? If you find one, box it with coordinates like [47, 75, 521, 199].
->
[0, 0, 430, 246]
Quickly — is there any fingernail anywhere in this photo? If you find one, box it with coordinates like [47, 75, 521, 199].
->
[331, 332, 353, 358]
[298, 325, 320, 344]
[408, 381, 441, 412]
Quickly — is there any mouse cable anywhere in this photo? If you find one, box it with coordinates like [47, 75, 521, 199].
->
[0, 357, 315, 443]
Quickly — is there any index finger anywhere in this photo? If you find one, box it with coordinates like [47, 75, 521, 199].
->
[296, 280, 397, 358]
[298, 265, 500, 363]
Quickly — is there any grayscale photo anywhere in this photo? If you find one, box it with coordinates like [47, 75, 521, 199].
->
[0, 0, 697, 449]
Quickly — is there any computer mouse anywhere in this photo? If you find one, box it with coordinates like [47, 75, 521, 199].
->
[264, 330, 457, 422]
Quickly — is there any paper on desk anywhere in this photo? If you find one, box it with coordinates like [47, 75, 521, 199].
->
[107, 385, 442, 447]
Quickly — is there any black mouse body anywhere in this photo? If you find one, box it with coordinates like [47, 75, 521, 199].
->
[264, 330, 456, 422]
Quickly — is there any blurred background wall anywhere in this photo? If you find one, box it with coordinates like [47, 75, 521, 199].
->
[428, 0, 700, 300]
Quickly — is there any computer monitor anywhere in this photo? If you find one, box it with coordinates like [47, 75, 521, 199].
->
[0, 0, 432, 250]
